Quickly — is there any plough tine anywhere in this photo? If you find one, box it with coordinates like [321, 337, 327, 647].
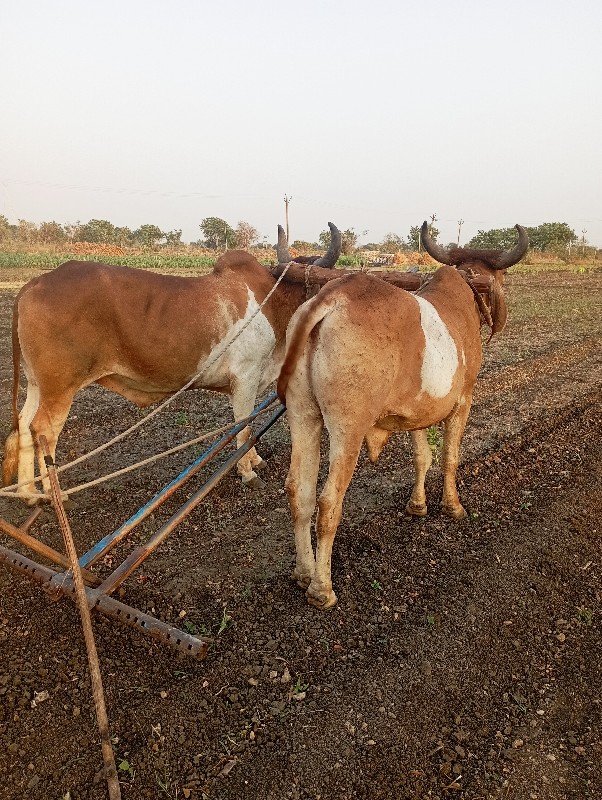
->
[97, 404, 286, 596]
[0, 543, 209, 658]
[0, 517, 100, 587]
[76, 393, 277, 571]
[39, 436, 121, 800]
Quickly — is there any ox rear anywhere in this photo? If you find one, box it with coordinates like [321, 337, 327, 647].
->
[279, 219, 529, 609]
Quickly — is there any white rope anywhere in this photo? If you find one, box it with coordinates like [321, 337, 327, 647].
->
[0, 398, 278, 499]
[0, 261, 293, 497]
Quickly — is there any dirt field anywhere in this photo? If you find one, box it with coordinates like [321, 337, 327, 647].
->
[0, 267, 601, 800]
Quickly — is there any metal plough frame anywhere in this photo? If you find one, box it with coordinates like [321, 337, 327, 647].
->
[0, 394, 285, 660]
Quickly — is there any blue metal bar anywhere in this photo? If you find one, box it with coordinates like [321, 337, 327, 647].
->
[76, 393, 277, 569]
[96, 404, 286, 596]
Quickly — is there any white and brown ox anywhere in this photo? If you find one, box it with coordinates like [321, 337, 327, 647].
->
[277, 221, 529, 609]
[2, 224, 341, 503]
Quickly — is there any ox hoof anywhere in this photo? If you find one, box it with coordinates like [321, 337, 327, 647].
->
[291, 568, 312, 590]
[254, 458, 268, 472]
[17, 491, 47, 507]
[306, 584, 337, 610]
[441, 503, 467, 520]
[242, 474, 266, 490]
[405, 500, 428, 517]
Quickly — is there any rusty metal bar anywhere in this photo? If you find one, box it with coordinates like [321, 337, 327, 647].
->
[39, 437, 121, 800]
[0, 516, 101, 587]
[96, 403, 286, 596]
[0, 543, 208, 658]
[75, 393, 277, 572]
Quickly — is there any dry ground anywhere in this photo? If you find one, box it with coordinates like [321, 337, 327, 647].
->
[0, 268, 601, 800]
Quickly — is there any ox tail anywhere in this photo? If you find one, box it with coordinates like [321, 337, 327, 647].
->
[2, 302, 22, 486]
[277, 293, 338, 404]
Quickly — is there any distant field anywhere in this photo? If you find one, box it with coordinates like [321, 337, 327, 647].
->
[0, 251, 220, 271]
[0, 245, 598, 276]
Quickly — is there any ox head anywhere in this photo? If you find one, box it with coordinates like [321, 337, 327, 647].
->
[420, 220, 529, 337]
[277, 222, 342, 268]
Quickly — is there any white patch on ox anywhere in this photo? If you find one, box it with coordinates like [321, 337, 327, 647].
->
[199, 288, 276, 390]
[414, 296, 459, 398]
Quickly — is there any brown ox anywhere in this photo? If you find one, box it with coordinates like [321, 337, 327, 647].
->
[277, 221, 529, 609]
[2, 225, 341, 503]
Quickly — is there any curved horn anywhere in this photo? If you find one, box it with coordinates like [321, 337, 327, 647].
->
[276, 224, 292, 264]
[494, 224, 529, 269]
[420, 220, 453, 265]
[313, 222, 341, 269]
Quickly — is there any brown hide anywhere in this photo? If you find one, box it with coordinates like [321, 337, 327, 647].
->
[280, 266, 489, 609]
[15, 255, 294, 399]
[279, 266, 482, 410]
[3, 252, 307, 497]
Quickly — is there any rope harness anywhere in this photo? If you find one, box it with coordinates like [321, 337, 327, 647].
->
[418, 269, 495, 334]
[463, 270, 494, 331]
[0, 260, 294, 499]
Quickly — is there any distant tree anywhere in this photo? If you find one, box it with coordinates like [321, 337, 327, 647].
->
[76, 219, 116, 244]
[113, 226, 134, 246]
[380, 233, 404, 252]
[527, 222, 577, 251]
[38, 221, 67, 244]
[468, 228, 522, 249]
[469, 223, 576, 252]
[16, 219, 39, 243]
[63, 221, 81, 242]
[164, 229, 183, 247]
[0, 215, 12, 240]
[133, 224, 165, 248]
[200, 217, 236, 249]
[407, 224, 439, 250]
[290, 240, 317, 252]
[319, 227, 358, 255]
[235, 221, 259, 250]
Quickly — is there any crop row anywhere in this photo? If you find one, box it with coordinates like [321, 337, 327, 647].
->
[0, 251, 222, 271]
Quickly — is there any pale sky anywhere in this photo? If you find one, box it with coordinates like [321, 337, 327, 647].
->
[2, 0, 601, 247]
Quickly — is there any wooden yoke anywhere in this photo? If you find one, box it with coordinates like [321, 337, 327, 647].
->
[270, 263, 493, 295]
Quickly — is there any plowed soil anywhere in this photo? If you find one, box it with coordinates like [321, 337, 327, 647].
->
[0, 268, 601, 800]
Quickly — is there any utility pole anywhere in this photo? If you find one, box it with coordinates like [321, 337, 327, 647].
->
[582, 229, 587, 256]
[284, 195, 292, 242]
[457, 219, 464, 246]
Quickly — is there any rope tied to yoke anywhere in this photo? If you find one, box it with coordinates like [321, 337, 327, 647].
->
[418, 269, 495, 337]
[0, 260, 294, 498]
[462, 270, 495, 336]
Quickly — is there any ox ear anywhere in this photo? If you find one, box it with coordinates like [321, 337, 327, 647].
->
[276, 225, 292, 265]
[488, 280, 508, 339]
[313, 222, 341, 269]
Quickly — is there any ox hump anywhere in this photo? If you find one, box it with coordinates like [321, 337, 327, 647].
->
[414, 296, 459, 398]
[213, 250, 265, 275]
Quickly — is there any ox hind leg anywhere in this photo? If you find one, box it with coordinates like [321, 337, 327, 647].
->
[308, 432, 364, 610]
[11, 379, 42, 504]
[26, 388, 73, 505]
[285, 406, 323, 592]
[405, 429, 433, 517]
[440, 398, 473, 519]
[229, 377, 267, 490]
